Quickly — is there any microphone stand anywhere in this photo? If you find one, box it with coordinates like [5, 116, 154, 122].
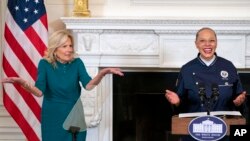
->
[198, 83, 219, 116]
[69, 126, 80, 141]
[206, 84, 220, 116]
[206, 97, 211, 115]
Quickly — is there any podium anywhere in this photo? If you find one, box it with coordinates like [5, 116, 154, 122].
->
[171, 115, 246, 135]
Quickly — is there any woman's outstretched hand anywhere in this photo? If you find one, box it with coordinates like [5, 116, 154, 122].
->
[233, 91, 247, 106]
[2, 77, 43, 97]
[1, 77, 25, 84]
[101, 68, 124, 76]
[85, 68, 124, 90]
[165, 89, 180, 106]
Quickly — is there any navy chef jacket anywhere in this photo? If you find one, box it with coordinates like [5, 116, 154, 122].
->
[176, 53, 244, 113]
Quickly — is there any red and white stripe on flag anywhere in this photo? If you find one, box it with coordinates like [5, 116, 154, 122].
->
[2, 0, 48, 141]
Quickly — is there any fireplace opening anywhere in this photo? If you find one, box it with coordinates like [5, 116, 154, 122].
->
[113, 72, 178, 141]
[113, 71, 250, 141]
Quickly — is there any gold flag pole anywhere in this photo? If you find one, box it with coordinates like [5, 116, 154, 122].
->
[73, 0, 90, 17]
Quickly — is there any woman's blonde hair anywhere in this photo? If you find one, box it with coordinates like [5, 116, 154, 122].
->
[44, 29, 75, 68]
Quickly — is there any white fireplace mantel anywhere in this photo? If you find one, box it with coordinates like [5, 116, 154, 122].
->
[60, 17, 250, 31]
[61, 17, 250, 141]
[61, 17, 250, 68]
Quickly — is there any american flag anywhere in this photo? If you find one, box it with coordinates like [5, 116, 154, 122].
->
[2, 0, 48, 140]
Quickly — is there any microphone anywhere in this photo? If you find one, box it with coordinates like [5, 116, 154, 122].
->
[198, 83, 206, 106]
[211, 83, 219, 102]
[69, 126, 80, 141]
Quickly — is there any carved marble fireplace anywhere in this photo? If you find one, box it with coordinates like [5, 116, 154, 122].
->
[61, 17, 250, 141]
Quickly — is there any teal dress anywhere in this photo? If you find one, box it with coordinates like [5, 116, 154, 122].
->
[35, 58, 92, 141]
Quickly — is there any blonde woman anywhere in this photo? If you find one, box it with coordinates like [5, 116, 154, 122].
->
[2, 29, 124, 141]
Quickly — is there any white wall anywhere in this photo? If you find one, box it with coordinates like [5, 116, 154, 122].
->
[45, 0, 250, 33]
[89, 0, 250, 17]
[1, 0, 250, 36]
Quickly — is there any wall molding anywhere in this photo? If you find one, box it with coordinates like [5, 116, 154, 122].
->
[61, 17, 250, 31]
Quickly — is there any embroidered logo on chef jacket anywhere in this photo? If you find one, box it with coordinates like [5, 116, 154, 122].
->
[220, 70, 229, 80]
